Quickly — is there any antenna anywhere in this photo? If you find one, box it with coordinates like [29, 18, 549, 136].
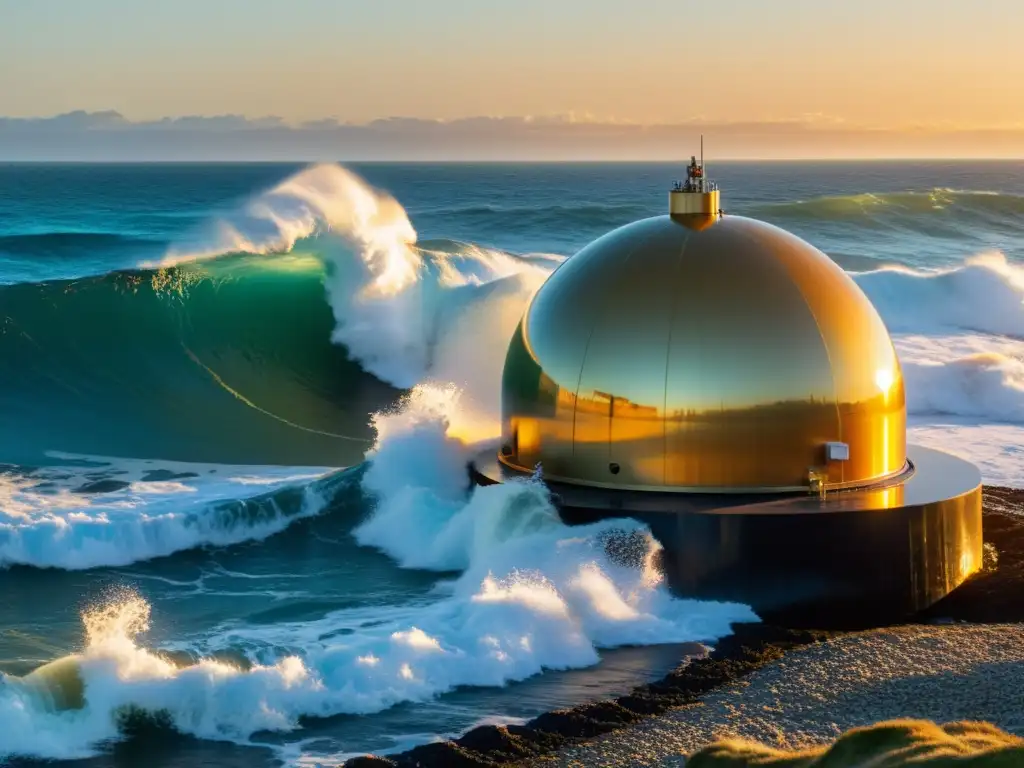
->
[668, 132, 720, 217]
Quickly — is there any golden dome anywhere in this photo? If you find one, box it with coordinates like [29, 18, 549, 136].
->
[499, 214, 906, 492]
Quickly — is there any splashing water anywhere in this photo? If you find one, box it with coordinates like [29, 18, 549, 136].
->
[82, 590, 153, 648]
[0, 457, 334, 570]
[139, 166, 1024, 452]
[0, 388, 756, 763]
[854, 251, 1024, 337]
[157, 164, 420, 294]
[7, 164, 1024, 577]
[155, 164, 554, 413]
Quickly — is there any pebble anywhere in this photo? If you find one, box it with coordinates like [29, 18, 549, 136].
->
[533, 623, 1024, 767]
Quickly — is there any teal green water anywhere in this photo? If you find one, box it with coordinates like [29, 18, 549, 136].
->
[0, 253, 396, 467]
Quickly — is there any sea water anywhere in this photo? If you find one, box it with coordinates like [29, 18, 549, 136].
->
[1, 160, 1023, 766]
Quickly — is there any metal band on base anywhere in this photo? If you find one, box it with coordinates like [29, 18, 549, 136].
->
[471, 444, 982, 619]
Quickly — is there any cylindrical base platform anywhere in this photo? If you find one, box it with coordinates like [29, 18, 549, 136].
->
[471, 445, 982, 622]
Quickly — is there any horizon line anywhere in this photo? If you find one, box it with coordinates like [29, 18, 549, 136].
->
[2, 156, 1023, 164]
[5, 110, 1023, 162]
[5, 109, 1024, 133]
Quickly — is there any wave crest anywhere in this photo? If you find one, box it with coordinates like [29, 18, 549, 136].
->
[854, 252, 1024, 337]
[0, 456, 335, 570]
[154, 163, 556, 398]
[0, 391, 755, 761]
[904, 352, 1024, 423]
[757, 188, 1024, 220]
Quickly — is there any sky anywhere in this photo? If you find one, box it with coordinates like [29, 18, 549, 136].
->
[1, 0, 1022, 159]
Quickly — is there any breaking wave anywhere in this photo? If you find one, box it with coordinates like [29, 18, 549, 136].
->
[0, 164, 556, 467]
[852, 254, 1024, 425]
[902, 352, 1024, 423]
[0, 387, 756, 762]
[0, 455, 337, 570]
[854, 252, 1024, 337]
[755, 188, 1024, 227]
[3, 165, 1024, 466]
[3, 163, 1024, 761]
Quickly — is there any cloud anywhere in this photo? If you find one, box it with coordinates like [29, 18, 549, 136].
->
[1, 111, 1022, 160]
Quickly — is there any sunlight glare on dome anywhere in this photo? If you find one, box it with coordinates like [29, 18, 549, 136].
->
[499, 213, 907, 492]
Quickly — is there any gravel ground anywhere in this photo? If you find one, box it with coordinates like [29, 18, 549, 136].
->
[534, 623, 1024, 767]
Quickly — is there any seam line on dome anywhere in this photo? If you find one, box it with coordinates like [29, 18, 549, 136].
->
[570, 226, 661, 461]
[732, 222, 843, 481]
[662, 232, 691, 487]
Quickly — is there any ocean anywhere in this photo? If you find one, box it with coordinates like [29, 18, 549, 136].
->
[1, 160, 1023, 766]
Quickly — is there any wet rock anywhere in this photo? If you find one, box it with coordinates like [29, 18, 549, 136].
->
[73, 479, 130, 494]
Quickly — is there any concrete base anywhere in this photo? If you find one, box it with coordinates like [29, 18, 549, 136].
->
[470, 444, 983, 621]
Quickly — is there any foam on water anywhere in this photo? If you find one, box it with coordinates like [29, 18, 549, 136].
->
[851, 255, 1024, 485]
[6, 163, 1024, 576]
[854, 252, 1024, 337]
[4, 162, 1024, 763]
[0, 454, 333, 570]
[0, 387, 756, 763]
[150, 163, 555, 399]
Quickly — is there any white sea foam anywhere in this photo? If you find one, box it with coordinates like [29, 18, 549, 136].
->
[853, 251, 1024, 337]
[151, 163, 555, 404]
[852, 255, 1024, 485]
[38, 165, 1024, 563]
[6, 163, 1024, 762]
[909, 419, 1024, 489]
[0, 388, 755, 762]
[0, 454, 333, 570]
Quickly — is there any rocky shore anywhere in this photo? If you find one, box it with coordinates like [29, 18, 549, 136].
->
[343, 486, 1024, 768]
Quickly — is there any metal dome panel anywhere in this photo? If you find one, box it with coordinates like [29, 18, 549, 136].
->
[499, 214, 906, 492]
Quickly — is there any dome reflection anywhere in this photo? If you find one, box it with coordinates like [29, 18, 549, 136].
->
[500, 214, 907, 492]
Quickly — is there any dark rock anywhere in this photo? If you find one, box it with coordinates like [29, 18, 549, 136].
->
[73, 479, 131, 494]
[140, 469, 200, 482]
[456, 724, 555, 759]
[395, 741, 497, 767]
[531, 700, 643, 738]
[343, 757, 396, 767]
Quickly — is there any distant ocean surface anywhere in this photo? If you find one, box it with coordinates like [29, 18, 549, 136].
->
[1, 161, 1023, 766]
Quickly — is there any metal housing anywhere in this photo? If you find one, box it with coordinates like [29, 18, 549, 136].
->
[499, 214, 907, 492]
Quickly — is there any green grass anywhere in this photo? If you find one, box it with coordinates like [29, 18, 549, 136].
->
[688, 719, 1024, 767]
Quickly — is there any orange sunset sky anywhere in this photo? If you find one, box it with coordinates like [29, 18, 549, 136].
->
[2, 0, 1021, 159]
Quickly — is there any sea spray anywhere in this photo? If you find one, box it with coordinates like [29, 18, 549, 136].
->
[0, 458, 334, 569]
[902, 352, 1024, 422]
[853, 252, 1024, 336]
[853, 253, 1024, 424]
[152, 163, 554, 399]
[5, 163, 1024, 569]
[0, 386, 757, 762]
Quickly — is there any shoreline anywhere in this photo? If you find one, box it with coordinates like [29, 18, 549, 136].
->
[344, 485, 1023, 767]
